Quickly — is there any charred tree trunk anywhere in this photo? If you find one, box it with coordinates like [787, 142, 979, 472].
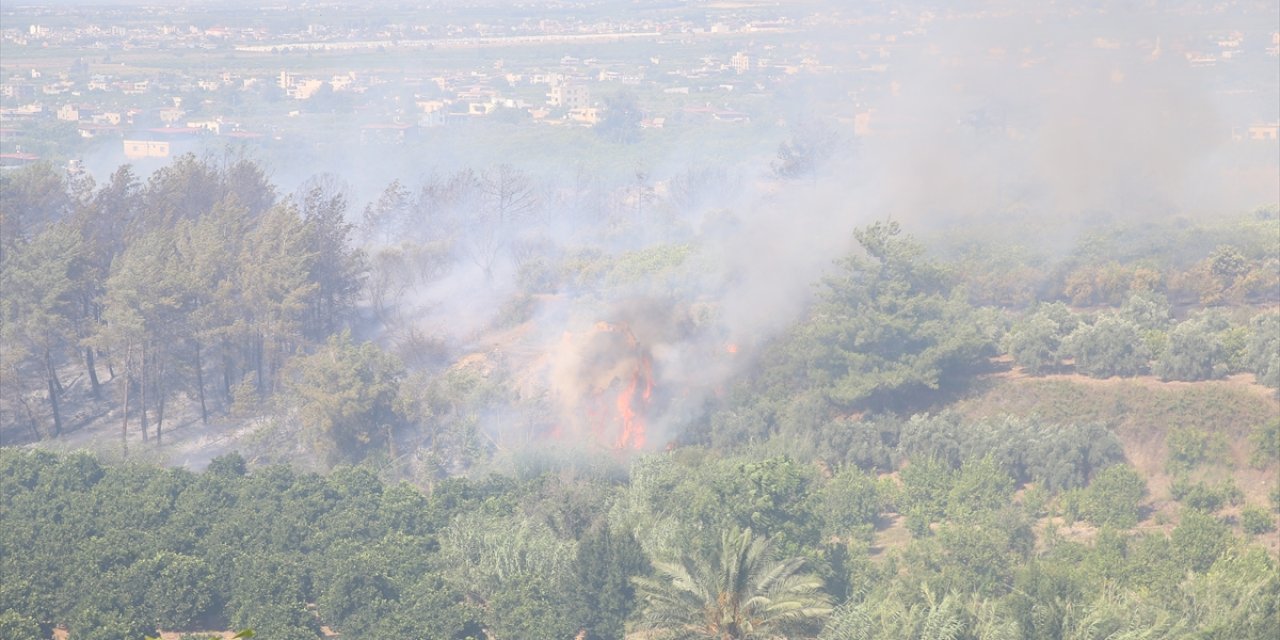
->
[120, 361, 130, 455]
[82, 296, 101, 398]
[194, 340, 208, 425]
[221, 340, 233, 404]
[46, 377, 63, 438]
[387, 424, 398, 465]
[138, 346, 149, 443]
[45, 349, 64, 395]
[254, 334, 265, 396]
[85, 347, 100, 399]
[155, 359, 165, 446]
[20, 396, 40, 441]
[43, 348, 63, 437]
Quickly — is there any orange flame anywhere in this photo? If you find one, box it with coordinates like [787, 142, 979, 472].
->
[562, 320, 656, 450]
[615, 353, 653, 449]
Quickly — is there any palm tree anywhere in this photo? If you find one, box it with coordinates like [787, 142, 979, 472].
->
[632, 528, 833, 639]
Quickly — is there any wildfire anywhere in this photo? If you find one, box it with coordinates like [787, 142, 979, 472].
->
[614, 352, 653, 449]
[571, 320, 654, 450]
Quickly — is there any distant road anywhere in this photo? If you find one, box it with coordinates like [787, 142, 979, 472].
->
[234, 31, 670, 52]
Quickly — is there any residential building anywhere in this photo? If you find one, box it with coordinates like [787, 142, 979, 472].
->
[548, 82, 590, 110]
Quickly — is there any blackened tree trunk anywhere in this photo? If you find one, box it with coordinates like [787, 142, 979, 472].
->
[44, 348, 63, 437]
[46, 378, 63, 438]
[45, 349, 64, 395]
[85, 347, 100, 399]
[138, 345, 148, 443]
[221, 340, 233, 403]
[20, 396, 40, 441]
[83, 296, 101, 399]
[120, 357, 130, 455]
[194, 340, 208, 425]
[155, 359, 165, 446]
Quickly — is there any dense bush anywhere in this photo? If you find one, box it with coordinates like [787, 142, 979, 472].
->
[1241, 506, 1276, 535]
[897, 413, 1123, 491]
[1155, 312, 1230, 381]
[1250, 418, 1280, 469]
[1170, 477, 1242, 513]
[1244, 311, 1280, 389]
[1063, 315, 1150, 378]
[1004, 305, 1074, 375]
[1080, 465, 1147, 528]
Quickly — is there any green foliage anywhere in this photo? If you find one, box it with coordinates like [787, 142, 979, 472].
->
[0, 161, 72, 257]
[728, 457, 817, 549]
[0, 610, 41, 640]
[820, 583, 977, 640]
[135, 551, 215, 629]
[0, 449, 481, 639]
[570, 524, 650, 640]
[898, 458, 954, 536]
[1172, 509, 1230, 573]
[897, 413, 1123, 492]
[1063, 314, 1150, 378]
[1079, 465, 1146, 528]
[912, 523, 1018, 597]
[1004, 303, 1077, 375]
[632, 527, 833, 639]
[605, 243, 693, 287]
[1182, 546, 1280, 638]
[1166, 425, 1230, 474]
[1120, 290, 1172, 332]
[284, 330, 405, 466]
[609, 453, 823, 561]
[1244, 311, 1280, 389]
[1240, 506, 1275, 535]
[945, 456, 1015, 523]
[1248, 418, 1279, 469]
[814, 467, 882, 540]
[438, 510, 580, 637]
[207, 452, 248, 477]
[800, 221, 994, 412]
[0, 221, 84, 437]
[1170, 477, 1242, 513]
[1154, 312, 1230, 381]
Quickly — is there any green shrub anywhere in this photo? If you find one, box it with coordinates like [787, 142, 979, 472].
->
[1154, 313, 1230, 381]
[1249, 418, 1280, 469]
[1171, 478, 1242, 513]
[1244, 311, 1280, 389]
[1166, 426, 1229, 473]
[1058, 487, 1084, 525]
[1172, 509, 1230, 573]
[816, 467, 882, 538]
[1241, 506, 1276, 535]
[1081, 465, 1147, 527]
[1064, 315, 1150, 378]
[898, 457, 954, 535]
[0, 611, 41, 640]
[1004, 307, 1075, 375]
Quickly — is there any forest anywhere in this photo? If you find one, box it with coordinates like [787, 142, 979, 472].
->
[1, 147, 1279, 639]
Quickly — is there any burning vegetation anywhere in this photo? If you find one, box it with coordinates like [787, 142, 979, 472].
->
[558, 320, 656, 450]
